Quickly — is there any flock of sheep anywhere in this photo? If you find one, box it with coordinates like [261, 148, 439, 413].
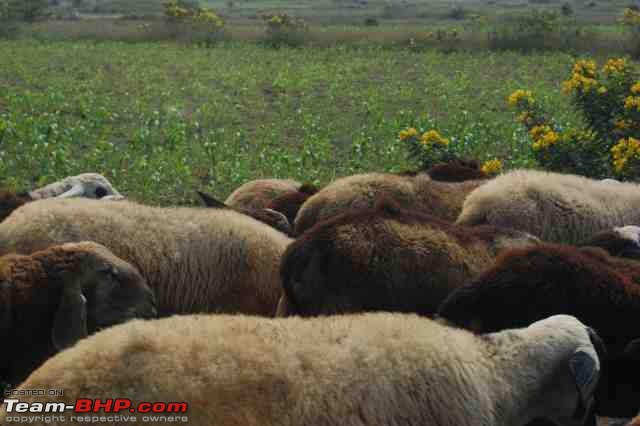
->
[1, 162, 640, 425]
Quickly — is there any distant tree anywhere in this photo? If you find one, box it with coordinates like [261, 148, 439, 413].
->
[72, 0, 84, 8]
[560, 2, 573, 16]
[8, 0, 49, 22]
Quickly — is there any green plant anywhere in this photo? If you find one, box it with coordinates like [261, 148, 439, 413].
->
[489, 9, 561, 51]
[508, 57, 640, 179]
[260, 11, 308, 47]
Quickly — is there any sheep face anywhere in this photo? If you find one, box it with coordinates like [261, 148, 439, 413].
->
[52, 242, 156, 350]
[31, 173, 123, 200]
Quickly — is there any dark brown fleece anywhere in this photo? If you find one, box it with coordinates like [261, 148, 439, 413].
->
[426, 161, 489, 182]
[280, 198, 535, 318]
[438, 244, 640, 417]
[0, 248, 80, 388]
[0, 191, 32, 222]
[267, 183, 318, 227]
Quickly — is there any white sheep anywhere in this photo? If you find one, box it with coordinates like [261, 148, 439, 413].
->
[457, 169, 640, 244]
[0, 198, 292, 317]
[0, 313, 602, 426]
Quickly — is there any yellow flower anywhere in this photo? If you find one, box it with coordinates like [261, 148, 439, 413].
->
[529, 125, 550, 140]
[507, 89, 534, 108]
[611, 137, 640, 174]
[602, 58, 627, 75]
[624, 96, 640, 111]
[529, 125, 560, 150]
[632, 82, 640, 94]
[481, 159, 503, 175]
[399, 127, 418, 141]
[420, 129, 449, 147]
[614, 119, 632, 130]
[572, 59, 597, 77]
[562, 72, 598, 95]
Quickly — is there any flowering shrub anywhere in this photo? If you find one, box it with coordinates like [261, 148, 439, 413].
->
[621, 8, 640, 57]
[163, 0, 224, 46]
[260, 11, 307, 47]
[509, 57, 640, 179]
[399, 126, 458, 169]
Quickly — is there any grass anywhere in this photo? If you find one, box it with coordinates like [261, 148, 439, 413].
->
[0, 39, 619, 205]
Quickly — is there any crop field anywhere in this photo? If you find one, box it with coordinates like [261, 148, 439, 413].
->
[0, 39, 619, 205]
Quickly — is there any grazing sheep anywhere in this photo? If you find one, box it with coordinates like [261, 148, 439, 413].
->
[437, 244, 640, 417]
[266, 183, 319, 227]
[278, 198, 539, 317]
[0, 173, 123, 222]
[456, 169, 640, 244]
[225, 178, 303, 211]
[579, 226, 640, 259]
[197, 190, 293, 236]
[0, 313, 603, 426]
[294, 170, 486, 235]
[29, 173, 123, 200]
[0, 241, 155, 389]
[0, 198, 292, 317]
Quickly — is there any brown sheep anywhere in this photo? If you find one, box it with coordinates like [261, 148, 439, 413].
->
[578, 226, 640, 260]
[266, 182, 319, 227]
[294, 170, 487, 235]
[278, 198, 538, 317]
[419, 160, 489, 182]
[0, 241, 155, 390]
[437, 244, 640, 418]
[0, 198, 292, 317]
[197, 190, 293, 236]
[225, 178, 303, 211]
[0, 173, 123, 222]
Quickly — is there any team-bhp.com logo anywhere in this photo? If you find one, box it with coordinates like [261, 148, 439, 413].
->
[3, 398, 189, 423]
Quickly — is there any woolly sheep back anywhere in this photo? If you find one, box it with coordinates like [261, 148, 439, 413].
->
[456, 169, 640, 244]
[0, 198, 291, 317]
[0, 313, 602, 426]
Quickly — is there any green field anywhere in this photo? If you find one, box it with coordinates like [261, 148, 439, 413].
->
[0, 39, 616, 204]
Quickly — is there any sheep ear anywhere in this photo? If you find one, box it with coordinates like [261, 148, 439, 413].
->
[197, 191, 228, 209]
[51, 284, 88, 351]
[569, 345, 600, 406]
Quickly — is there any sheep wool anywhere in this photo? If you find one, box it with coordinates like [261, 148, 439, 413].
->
[294, 171, 485, 234]
[225, 178, 302, 211]
[280, 198, 539, 317]
[457, 169, 640, 244]
[0, 313, 602, 426]
[0, 198, 292, 317]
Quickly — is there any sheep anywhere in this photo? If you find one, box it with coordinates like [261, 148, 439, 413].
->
[294, 169, 487, 235]
[266, 182, 319, 227]
[437, 243, 640, 417]
[0, 173, 123, 222]
[29, 173, 123, 200]
[0, 241, 155, 390]
[419, 159, 489, 182]
[224, 178, 305, 211]
[0, 198, 292, 317]
[456, 169, 640, 244]
[196, 190, 293, 236]
[278, 198, 539, 318]
[0, 313, 603, 426]
[578, 226, 640, 260]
